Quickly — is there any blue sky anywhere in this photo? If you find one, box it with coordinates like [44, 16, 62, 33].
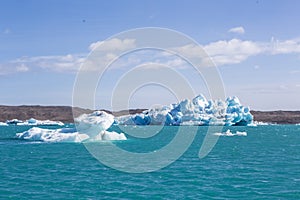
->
[0, 0, 300, 110]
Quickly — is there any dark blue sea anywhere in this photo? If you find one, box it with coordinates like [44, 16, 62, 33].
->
[1, 125, 300, 199]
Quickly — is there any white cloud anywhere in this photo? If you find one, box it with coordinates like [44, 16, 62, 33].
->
[0, 63, 29, 75]
[270, 38, 300, 54]
[204, 39, 262, 65]
[172, 37, 300, 66]
[89, 38, 136, 51]
[3, 36, 300, 75]
[228, 26, 245, 34]
[4, 38, 137, 73]
[11, 54, 86, 73]
[16, 64, 29, 72]
[0, 38, 137, 75]
[174, 39, 265, 66]
[173, 39, 263, 66]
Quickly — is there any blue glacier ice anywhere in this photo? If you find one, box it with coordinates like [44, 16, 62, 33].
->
[116, 94, 253, 126]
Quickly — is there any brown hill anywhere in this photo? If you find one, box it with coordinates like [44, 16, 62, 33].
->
[251, 110, 300, 124]
[0, 105, 92, 123]
[0, 105, 299, 124]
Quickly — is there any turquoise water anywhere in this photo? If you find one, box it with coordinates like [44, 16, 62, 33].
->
[1, 125, 300, 199]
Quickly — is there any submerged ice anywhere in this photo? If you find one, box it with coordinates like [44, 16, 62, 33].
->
[116, 94, 253, 126]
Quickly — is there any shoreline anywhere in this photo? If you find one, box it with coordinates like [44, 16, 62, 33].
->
[0, 105, 300, 124]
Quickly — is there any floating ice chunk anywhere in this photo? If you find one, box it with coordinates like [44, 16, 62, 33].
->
[16, 127, 89, 142]
[236, 131, 247, 136]
[248, 121, 277, 126]
[6, 119, 23, 125]
[28, 118, 37, 124]
[16, 127, 127, 142]
[16, 118, 64, 126]
[75, 111, 114, 138]
[213, 129, 247, 136]
[214, 129, 235, 136]
[0, 122, 8, 126]
[95, 131, 127, 141]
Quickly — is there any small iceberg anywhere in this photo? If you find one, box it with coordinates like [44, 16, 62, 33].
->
[16, 111, 127, 142]
[6, 119, 23, 125]
[0, 122, 8, 126]
[16, 127, 126, 142]
[5, 118, 64, 126]
[248, 121, 276, 126]
[17, 118, 64, 126]
[214, 129, 247, 137]
[16, 127, 89, 142]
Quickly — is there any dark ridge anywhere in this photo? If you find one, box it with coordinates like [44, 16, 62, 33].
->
[250, 110, 300, 124]
[0, 105, 299, 124]
[0, 106, 146, 123]
[0, 105, 92, 123]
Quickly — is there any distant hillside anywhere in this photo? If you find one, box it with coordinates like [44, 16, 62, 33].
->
[0, 105, 299, 124]
[251, 110, 300, 124]
[0, 105, 146, 123]
[0, 105, 92, 123]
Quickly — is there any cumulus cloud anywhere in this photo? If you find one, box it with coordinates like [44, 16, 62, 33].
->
[172, 37, 300, 66]
[228, 26, 245, 34]
[173, 39, 263, 66]
[203, 39, 263, 65]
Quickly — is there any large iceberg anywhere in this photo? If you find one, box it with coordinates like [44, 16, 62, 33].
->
[116, 94, 253, 126]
